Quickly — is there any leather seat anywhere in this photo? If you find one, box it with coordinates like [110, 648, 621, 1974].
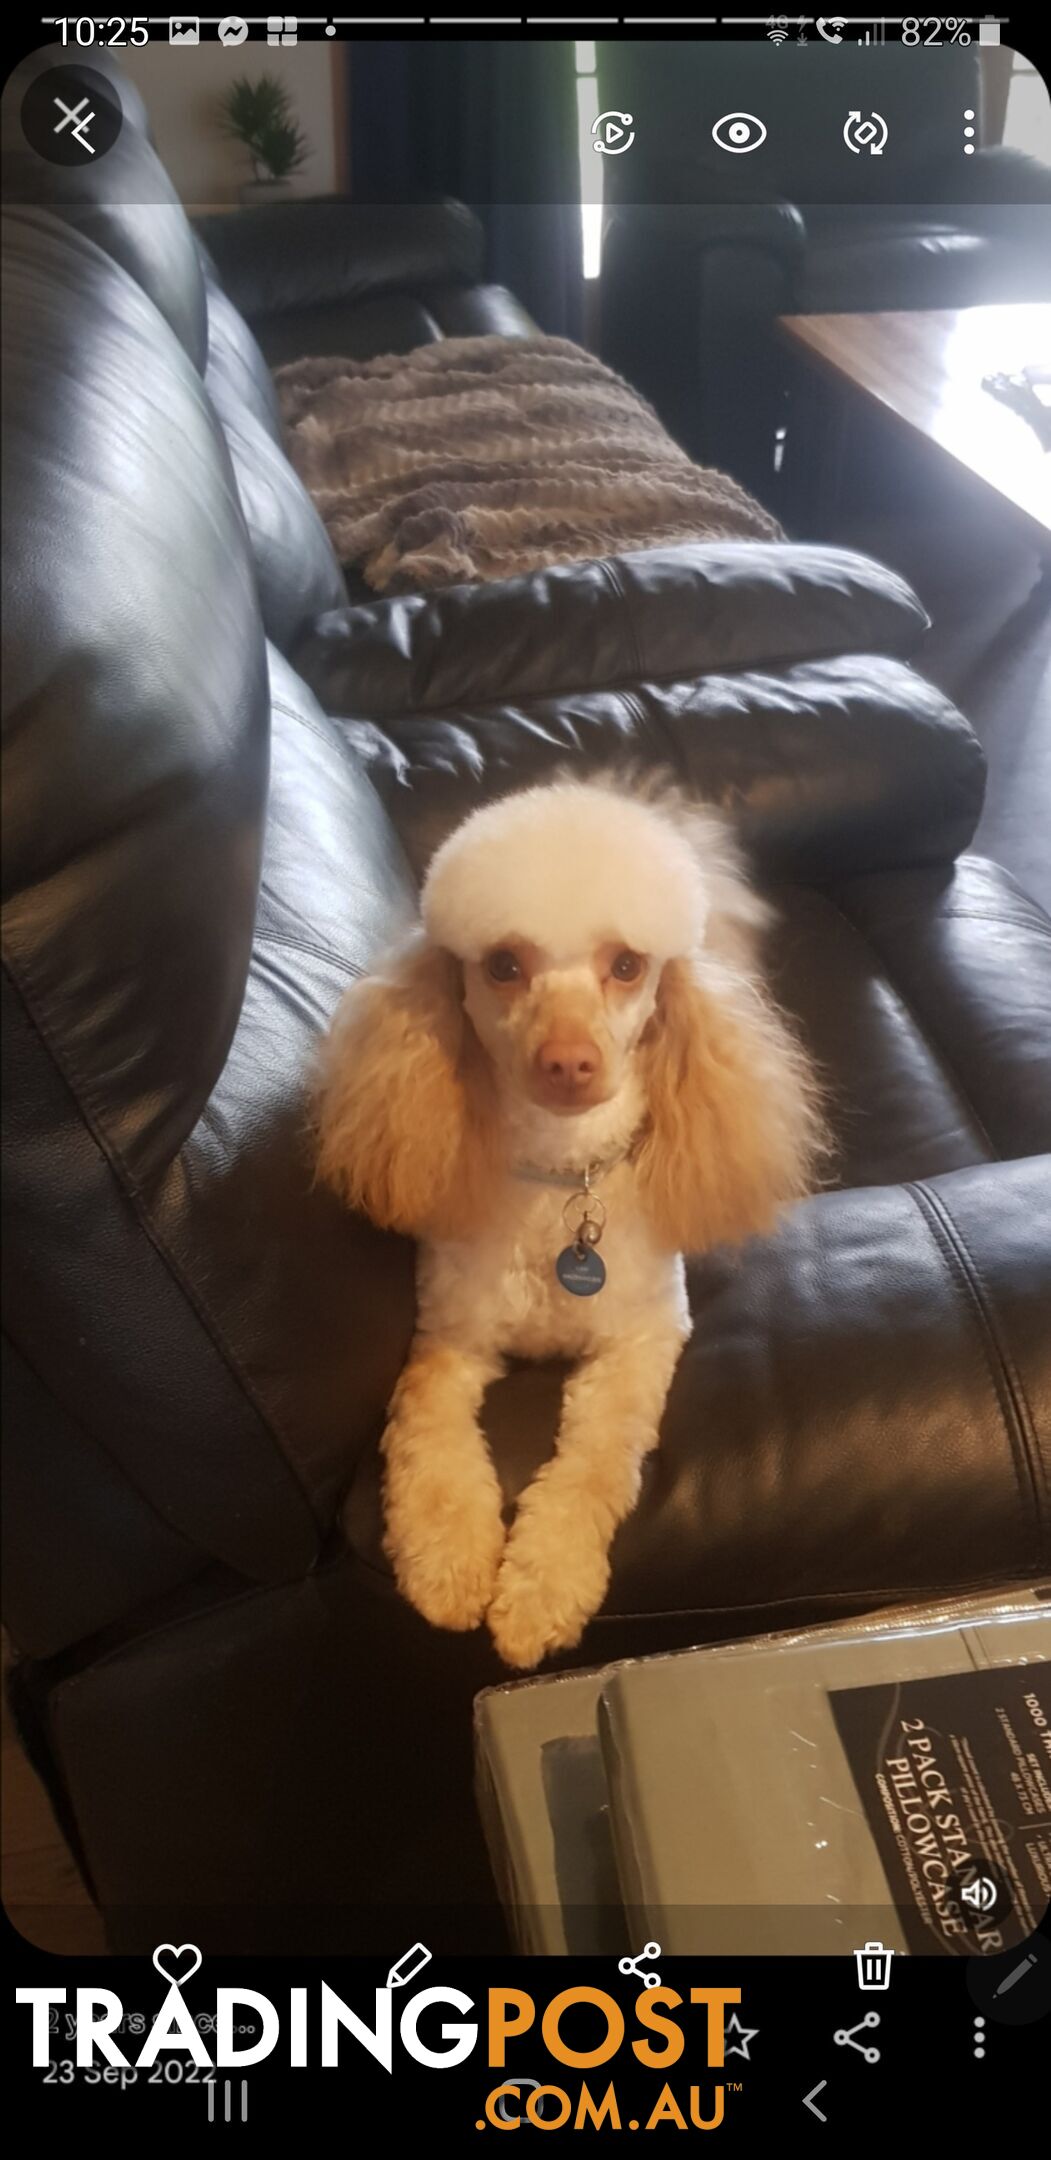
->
[2, 54, 1049, 1953]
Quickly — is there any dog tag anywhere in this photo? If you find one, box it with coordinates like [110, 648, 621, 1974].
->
[556, 1242, 607, 1297]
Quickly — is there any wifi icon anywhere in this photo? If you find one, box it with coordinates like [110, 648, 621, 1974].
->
[767, 17, 790, 39]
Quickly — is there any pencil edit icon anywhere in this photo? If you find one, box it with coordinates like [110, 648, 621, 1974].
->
[968, 1930, 1051, 2029]
[993, 1953, 1038, 2000]
[386, 1942, 433, 1991]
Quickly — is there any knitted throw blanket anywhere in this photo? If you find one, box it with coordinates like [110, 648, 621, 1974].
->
[275, 335, 781, 593]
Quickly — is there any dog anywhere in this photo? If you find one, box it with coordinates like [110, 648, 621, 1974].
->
[315, 774, 825, 1668]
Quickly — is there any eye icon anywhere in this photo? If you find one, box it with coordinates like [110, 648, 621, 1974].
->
[712, 112, 767, 155]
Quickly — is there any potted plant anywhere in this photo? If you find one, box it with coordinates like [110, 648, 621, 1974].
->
[219, 73, 310, 205]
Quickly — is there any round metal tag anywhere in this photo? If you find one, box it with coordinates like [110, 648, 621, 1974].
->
[555, 1243, 607, 1297]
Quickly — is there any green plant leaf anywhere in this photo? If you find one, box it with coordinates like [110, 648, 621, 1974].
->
[217, 70, 310, 179]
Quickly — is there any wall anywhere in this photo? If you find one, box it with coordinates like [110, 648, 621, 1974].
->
[118, 42, 342, 209]
[1004, 54, 1051, 161]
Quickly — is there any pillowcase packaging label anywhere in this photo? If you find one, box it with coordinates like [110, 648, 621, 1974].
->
[830, 1662, 1051, 1956]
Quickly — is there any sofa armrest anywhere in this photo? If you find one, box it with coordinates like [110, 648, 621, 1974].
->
[296, 543, 985, 887]
[340, 1146, 1051, 1620]
[603, 1154, 1051, 1622]
[833, 855, 1051, 1161]
[427, 283, 538, 341]
[603, 199, 808, 268]
[297, 543, 929, 716]
[911, 142, 1051, 209]
[903, 145, 1051, 259]
[968, 143, 1051, 205]
[193, 198, 485, 326]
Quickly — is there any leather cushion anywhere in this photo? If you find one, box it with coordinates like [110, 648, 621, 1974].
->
[298, 542, 929, 719]
[203, 270, 283, 444]
[344, 1154, 1051, 1611]
[151, 647, 423, 1535]
[429, 283, 538, 341]
[195, 197, 483, 324]
[206, 347, 347, 654]
[832, 857, 1051, 1165]
[308, 649, 985, 892]
[2, 1335, 207, 1660]
[250, 293, 446, 369]
[2, 206, 265, 1183]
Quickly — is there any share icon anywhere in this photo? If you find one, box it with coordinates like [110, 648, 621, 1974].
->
[834, 2010, 881, 2064]
[618, 1941, 662, 1988]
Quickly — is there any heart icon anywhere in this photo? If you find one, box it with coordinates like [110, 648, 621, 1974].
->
[152, 1942, 203, 1988]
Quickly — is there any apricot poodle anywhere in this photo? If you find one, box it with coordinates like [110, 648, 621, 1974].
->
[315, 774, 825, 1669]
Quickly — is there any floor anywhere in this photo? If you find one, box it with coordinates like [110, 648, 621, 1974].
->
[867, 520, 1050, 914]
[946, 575, 1051, 917]
[3, 443, 1048, 1964]
[790, 420, 1051, 914]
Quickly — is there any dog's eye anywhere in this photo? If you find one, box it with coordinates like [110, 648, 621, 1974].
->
[611, 950, 644, 983]
[486, 948, 522, 984]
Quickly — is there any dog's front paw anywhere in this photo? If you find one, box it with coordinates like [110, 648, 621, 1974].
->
[487, 1521, 610, 1670]
[383, 1478, 506, 1634]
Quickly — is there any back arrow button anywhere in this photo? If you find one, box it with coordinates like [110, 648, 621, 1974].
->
[803, 2080, 828, 2122]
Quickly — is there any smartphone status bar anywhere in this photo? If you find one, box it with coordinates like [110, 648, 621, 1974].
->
[37, 17, 1009, 39]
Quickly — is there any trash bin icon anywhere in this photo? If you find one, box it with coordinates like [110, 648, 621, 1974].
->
[855, 1941, 893, 1990]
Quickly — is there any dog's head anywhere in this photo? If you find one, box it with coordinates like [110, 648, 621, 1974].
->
[315, 776, 825, 1249]
[424, 778, 728, 1117]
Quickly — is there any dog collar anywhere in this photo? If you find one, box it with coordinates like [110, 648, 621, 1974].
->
[510, 1149, 630, 1190]
[512, 1151, 640, 1301]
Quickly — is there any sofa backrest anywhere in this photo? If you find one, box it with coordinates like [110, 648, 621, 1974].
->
[194, 196, 486, 366]
[2, 110, 420, 1652]
[3, 47, 346, 655]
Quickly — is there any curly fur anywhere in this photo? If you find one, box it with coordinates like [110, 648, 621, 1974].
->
[315, 774, 826, 1668]
[314, 936, 500, 1240]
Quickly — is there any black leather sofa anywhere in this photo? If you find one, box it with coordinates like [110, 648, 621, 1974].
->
[597, 41, 1051, 500]
[3, 55, 1050, 1953]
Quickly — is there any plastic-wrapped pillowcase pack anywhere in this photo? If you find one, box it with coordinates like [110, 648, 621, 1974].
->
[473, 1587, 1050, 1957]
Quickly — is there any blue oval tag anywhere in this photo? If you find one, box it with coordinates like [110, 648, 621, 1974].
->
[556, 1243, 607, 1297]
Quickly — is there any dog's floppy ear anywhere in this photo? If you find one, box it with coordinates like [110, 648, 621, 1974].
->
[635, 954, 826, 1255]
[314, 930, 498, 1239]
